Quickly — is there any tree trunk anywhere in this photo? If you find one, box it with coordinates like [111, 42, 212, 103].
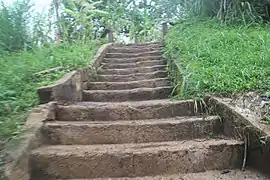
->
[218, 0, 226, 24]
[54, 0, 61, 43]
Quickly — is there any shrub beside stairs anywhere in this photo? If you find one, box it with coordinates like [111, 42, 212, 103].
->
[28, 43, 268, 179]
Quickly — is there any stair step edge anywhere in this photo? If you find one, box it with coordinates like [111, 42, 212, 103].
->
[88, 78, 170, 84]
[31, 139, 243, 155]
[45, 116, 221, 126]
[57, 169, 269, 180]
[83, 86, 173, 93]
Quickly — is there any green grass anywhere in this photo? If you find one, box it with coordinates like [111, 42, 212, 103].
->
[262, 116, 270, 124]
[164, 19, 270, 98]
[0, 40, 104, 141]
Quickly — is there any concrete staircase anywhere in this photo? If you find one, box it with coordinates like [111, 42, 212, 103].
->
[28, 43, 267, 180]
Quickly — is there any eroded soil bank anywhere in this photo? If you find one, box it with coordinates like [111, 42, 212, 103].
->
[208, 93, 270, 176]
[216, 92, 270, 124]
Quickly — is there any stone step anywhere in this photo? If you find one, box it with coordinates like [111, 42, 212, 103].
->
[42, 116, 222, 145]
[82, 86, 173, 102]
[105, 51, 162, 58]
[102, 60, 165, 69]
[56, 99, 203, 121]
[30, 139, 243, 179]
[108, 47, 163, 54]
[96, 71, 167, 82]
[87, 78, 170, 90]
[59, 169, 270, 180]
[98, 65, 166, 75]
[114, 42, 162, 48]
[103, 56, 164, 64]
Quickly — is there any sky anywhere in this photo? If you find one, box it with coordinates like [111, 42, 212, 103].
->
[34, 0, 52, 12]
[4, 0, 53, 13]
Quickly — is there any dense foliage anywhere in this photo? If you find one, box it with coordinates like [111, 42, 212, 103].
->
[57, 0, 166, 43]
[155, 0, 270, 24]
[0, 0, 105, 142]
[0, 0, 33, 52]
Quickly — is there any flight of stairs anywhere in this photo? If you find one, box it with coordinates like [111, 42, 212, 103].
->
[28, 43, 267, 180]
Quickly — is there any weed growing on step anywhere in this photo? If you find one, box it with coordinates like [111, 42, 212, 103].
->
[262, 116, 270, 124]
[0, 41, 102, 142]
[164, 19, 270, 98]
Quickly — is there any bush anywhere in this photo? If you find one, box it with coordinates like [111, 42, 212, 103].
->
[0, 0, 33, 52]
[0, 40, 103, 141]
[0, 0, 107, 142]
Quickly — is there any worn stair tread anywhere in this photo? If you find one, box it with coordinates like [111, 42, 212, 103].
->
[102, 60, 165, 69]
[66, 99, 192, 107]
[123, 42, 161, 45]
[82, 86, 173, 102]
[46, 116, 220, 126]
[87, 78, 170, 90]
[30, 139, 243, 179]
[88, 78, 169, 85]
[97, 71, 167, 77]
[42, 116, 222, 145]
[30, 139, 243, 178]
[56, 99, 202, 121]
[96, 71, 167, 82]
[103, 56, 164, 63]
[106, 50, 161, 55]
[99, 65, 166, 71]
[103, 59, 164, 65]
[105, 51, 162, 58]
[83, 86, 173, 93]
[32, 139, 243, 155]
[57, 99, 195, 111]
[98, 65, 166, 75]
[114, 42, 162, 47]
[108, 47, 163, 53]
[109, 46, 162, 49]
[60, 169, 270, 180]
[107, 50, 161, 57]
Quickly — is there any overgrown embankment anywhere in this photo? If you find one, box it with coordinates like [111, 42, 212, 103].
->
[0, 41, 103, 142]
[164, 19, 270, 98]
